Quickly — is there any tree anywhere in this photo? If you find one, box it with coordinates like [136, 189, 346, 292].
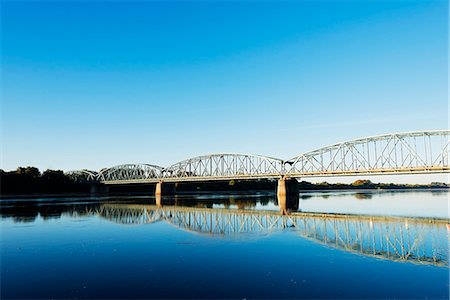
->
[16, 167, 40, 178]
[42, 170, 67, 183]
[351, 179, 373, 187]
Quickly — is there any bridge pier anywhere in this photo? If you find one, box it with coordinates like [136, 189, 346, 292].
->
[155, 181, 162, 196]
[154, 181, 175, 198]
[277, 177, 299, 215]
[155, 194, 162, 207]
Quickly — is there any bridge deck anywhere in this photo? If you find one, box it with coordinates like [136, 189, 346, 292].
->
[101, 166, 449, 185]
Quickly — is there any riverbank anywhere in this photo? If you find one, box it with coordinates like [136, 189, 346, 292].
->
[1, 185, 449, 200]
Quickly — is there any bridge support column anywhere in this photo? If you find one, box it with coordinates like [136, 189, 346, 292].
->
[155, 181, 162, 196]
[156, 194, 162, 207]
[277, 177, 299, 215]
[154, 181, 176, 204]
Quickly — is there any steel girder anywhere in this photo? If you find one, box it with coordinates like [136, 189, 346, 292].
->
[163, 153, 284, 180]
[286, 130, 450, 176]
[97, 164, 164, 182]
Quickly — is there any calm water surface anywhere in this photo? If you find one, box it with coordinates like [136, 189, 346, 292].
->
[1, 191, 449, 299]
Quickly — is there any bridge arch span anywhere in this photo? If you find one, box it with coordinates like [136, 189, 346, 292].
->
[98, 164, 164, 182]
[66, 169, 99, 183]
[286, 130, 450, 176]
[163, 153, 284, 180]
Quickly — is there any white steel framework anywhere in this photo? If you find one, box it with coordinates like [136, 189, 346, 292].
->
[73, 130, 449, 184]
[163, 153, 284, 181]
[286, 130, 449, 177]
[98, 164, 164, 182]
[66, 169, 98, 183]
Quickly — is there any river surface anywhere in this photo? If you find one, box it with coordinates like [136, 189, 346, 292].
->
[1, 191, 449, 299]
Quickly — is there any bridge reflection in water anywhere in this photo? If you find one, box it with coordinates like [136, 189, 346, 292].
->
[73, 203, 449, 267]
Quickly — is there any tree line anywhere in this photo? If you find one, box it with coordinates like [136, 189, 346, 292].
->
[1, 166, 448, 196]
[0, 167, 90, 195]
[298, 179, 448, 190]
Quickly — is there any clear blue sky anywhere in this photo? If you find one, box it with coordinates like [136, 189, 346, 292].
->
[1, 0, 448, 174]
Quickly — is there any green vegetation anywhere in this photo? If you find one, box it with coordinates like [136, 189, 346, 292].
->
[0, 167, 90, 195]
[298, 180, 449, 190]
[1, 166, 448, 196]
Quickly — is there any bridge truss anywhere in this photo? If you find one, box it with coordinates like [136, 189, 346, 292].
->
[68, 130, 449, 183]
[97, 164, 164, 183]
[66, 169, 98, 183]
[163, 153, 284, 181]
[286, 130, 449, 177]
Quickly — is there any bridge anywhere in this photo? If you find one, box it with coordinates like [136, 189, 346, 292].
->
[68, 203, 449, 267]
[67, 130, 450, 197]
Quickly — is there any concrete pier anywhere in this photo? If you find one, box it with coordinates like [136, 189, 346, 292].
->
[155, 194, 162, 207]
[154, 181, 176, 198]
[277, 177, 299, 215]
[155, 181, 162, 196]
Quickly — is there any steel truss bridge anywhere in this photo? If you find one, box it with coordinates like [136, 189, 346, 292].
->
[66, 130, 450, 184]
[68, 204, 449, 267]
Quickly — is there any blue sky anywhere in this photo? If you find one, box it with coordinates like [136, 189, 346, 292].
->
[1, 0, 448, 175]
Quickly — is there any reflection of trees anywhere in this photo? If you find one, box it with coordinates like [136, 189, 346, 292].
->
[258, 197, 270, 206]
[1, 201, 39, 223]
[354, 193, 373, 200]
[235, 200, 256, 210]
[1, 195, 275, 224]
[173, 195, 269, 210]
[0, 201, 101, 223]
[431, 190, 447, 196]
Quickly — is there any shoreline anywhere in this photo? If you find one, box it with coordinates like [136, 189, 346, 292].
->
[1, 187, 449, 200]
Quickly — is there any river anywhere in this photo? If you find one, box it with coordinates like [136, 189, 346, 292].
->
[1, 190, 448, 299]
